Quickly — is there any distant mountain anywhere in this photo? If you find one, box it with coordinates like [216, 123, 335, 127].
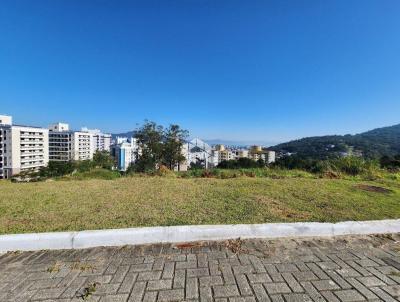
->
[112, 132, 278, 147]
[112, 131, 134, 139]
[204, 139, 278, 147]
[271, 124, 400, 159]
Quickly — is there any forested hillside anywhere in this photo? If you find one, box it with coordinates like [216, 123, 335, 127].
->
[271, 124, 400, 159]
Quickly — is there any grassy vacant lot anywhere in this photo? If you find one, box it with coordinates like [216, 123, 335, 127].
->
[1, 174, 400, 234]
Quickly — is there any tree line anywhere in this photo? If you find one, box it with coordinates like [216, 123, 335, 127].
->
[129, 121, 188, 172]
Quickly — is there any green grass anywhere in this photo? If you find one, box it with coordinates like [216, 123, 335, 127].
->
[62, 168, 121, 180]
[0, 176, 399, 234]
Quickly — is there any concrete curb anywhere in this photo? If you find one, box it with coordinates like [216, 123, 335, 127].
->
[1, 219, 400, 252]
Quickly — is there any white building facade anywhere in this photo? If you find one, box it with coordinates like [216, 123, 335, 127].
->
[81, 128, 112, 152]
[49, 123, 94, 162]
[110, 138, 138, 171]
[0, 115, 49, 179]
[181, 138, 214, 170]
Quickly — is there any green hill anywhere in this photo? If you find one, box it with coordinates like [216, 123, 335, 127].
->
[271, 124, 400, 159]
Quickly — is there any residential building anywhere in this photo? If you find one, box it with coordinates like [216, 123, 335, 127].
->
[116, 136, 129, 144]
[49, 123, 94, 161]
[249, 145, 276, 163]
[0, 115, 49, 179]
[182, 138, 214, 170]
[81, 128, 112, 152]
[110, 138, 138, 171]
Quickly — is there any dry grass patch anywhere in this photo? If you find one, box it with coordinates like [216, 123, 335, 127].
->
[0, 176, 399, 234]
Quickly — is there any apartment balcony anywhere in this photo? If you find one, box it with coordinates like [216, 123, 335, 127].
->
[20, 133, 44, 138]
[21, 161, 45, 168]
[21, 150, 43, 155]
[21, 156, 44, 162]
[20, 145, 44, 150]
[21, 138, 43, 142]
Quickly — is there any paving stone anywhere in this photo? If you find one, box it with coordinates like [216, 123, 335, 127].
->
[235, 274, 252, 296]
[334, 290, 365, 302]
[118, 273, 138, 293]
[130, 263, 153, 272]
[137, 271, 162, 281]
[2, 235, 400, 302]
[292, 271, 319, 282]
[366, 266, 397, 285]
[229, 297, 256, 302]
[92, 283, 120, 295]
[300, 281, 326, 302]
[282, 272, 304, 293]
[336, 268, 362, 278]
[233, 265, 254, 275]
[129, 281, 146, 302]
[111, 265, 130, 283]
[345, 278, 378, 300]
[276, 263, 298, 273]
[99, 294, 129, 302]
[356, 259, 379, 267]
[325, 270, 352, 289]
[270, 295, 285, 302]
[355, 276, 385, 287]
[213, 285, 240, 298]
[251, 283, 271, 302]
[380, 284, 400, 297]
[264, 282, 292, 295]
[317, 261, 340, 270]
[158, 289, 185, 301]
[283, 293, 313, 302]
[173, 269, 186, 288]
[247, 273, 272, 284]
[185, 277, 198, 299]
[369, 287, 397, 302]
[306, 263, 329, 279]
[312, 279, 340, 291]
[147, 279, 173, 291]
[199, 286, 212, 302]
[31, 287, 65, 300]
[320, 291, 340, 302]
[186, 268, 209, 278]
[176, 261, 197, 269]
[162, 262, 175, 279]
[199, 276, 223, 287]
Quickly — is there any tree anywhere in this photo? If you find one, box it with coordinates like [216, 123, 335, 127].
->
[217, 158, 261, 169]
[133, 121, 164, 172]
[162, 124, 188, 170]
[132, 121, 189, 172]
[93, 150, 114, 169]
[257, 158, 265, 167]
[39, 161, 76, 178]
[190, 159, 205, 170]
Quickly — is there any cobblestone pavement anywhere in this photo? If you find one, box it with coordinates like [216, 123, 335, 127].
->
[2, 234, 400, 301]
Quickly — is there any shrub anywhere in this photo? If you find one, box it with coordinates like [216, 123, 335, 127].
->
[67, 168, 121, 180]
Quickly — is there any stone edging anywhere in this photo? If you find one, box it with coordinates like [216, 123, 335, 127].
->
[1, 219, 399, 252]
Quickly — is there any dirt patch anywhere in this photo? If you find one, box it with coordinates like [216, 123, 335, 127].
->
[322, 171, 341, 179]
[355, 184, 393, 194]
[254, 196, 311, 220]
[225, 238, 244, 254]
[174, 242, 205, 249]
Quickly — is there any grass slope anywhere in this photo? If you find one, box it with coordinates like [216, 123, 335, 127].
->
[0, 176, 399, 234]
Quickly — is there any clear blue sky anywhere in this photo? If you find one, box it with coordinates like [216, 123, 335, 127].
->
[1, 1, 399, 144]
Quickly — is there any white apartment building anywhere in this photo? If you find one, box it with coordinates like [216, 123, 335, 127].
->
[81, 128, 112, 152]
[0, 115, 49, 179]
[110, 138, 138, 171]
[49, 123, 94, 162]
[249, 146, 276, 164]
[181, 138, 214, 170]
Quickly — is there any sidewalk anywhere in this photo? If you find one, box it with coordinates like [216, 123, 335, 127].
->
[1, 234, 400, 301]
